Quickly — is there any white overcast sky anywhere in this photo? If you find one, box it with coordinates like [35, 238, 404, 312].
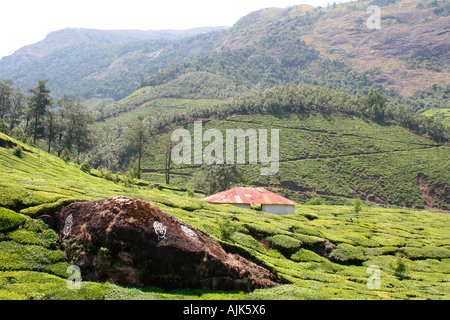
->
[0, 0, 352, 58]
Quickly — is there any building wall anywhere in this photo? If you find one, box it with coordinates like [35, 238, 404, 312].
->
[262, 204, 296, 215]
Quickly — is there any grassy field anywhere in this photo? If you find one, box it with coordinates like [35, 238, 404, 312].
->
[0, 132, 449, 300]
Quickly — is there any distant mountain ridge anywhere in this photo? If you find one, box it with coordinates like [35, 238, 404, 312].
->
[2, 27, 229, 63]
[0, 0, 448, 109]
[0, 26, 229, 102]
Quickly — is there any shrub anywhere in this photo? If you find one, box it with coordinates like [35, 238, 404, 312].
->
[61, 148, 71, 164]
[291, 248, 327, 262]
[401, 246, 450, 260]
[329, 243, 366, 264]
[306, 197, 325, 205]
[19, 198, 77, 218]
[267, 234, 302, 257]
[354, 197, 362, 215]
[186, 188, 195, 197]
[393, 254, 407, 279]
[12, 145, 24, 158]
[217, 216, 235, 241]
[80, 161, 92, 174]
[121, 170, 135, 187]
[0, 208, 26, 231]
[100, 169, 115, 181]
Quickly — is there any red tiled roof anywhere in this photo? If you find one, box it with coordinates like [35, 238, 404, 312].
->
[202, 187, 300, 206]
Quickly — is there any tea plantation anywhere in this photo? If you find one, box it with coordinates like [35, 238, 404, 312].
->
[0, 132, 449, 300]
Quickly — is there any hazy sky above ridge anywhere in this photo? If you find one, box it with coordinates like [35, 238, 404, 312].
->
[0, 0, 353, 58]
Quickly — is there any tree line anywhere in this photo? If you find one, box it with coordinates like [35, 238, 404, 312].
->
[140, 85, 448, 144]
[0, 79, 94, 160]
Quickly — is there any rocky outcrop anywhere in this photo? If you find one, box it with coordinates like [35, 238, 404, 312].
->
[56, 196, 278, 292]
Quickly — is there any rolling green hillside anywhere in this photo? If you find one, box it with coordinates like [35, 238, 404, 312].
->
[0, 132, 449, 300]
[90, 84, 448, 210]
[141, 112, 449, 209]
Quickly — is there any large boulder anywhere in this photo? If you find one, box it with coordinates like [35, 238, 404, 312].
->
[57, 196, 278, 292]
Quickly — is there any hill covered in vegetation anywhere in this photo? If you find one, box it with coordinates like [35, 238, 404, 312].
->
[1, 0, 448, 111]
[0, 132, 449, 300]
[86, 84, 449, 210]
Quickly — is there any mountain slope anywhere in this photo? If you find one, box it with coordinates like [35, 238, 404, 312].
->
[1, 0, 448, 108]
[142, 112, 449, 209]
[0, 27, 228, 102]
[86, 83, 449, 210]
[0, 131, 449, 300]
[117, 0, 448, 118]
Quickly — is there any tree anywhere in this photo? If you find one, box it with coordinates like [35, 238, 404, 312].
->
[57, 96, 94, 157]
[8, 88, 27, 132]
[365, 89, 387, 122]
[190, 164, 242, 195]
[161, 133, 174, 185]
[29, 80, 53, 145]
[61, 148, 71, 164]
[354, 197, 362, 215]
[0, 79, 13, 120]
[45, 110, 61, 153]
[125, 116, 151, 180]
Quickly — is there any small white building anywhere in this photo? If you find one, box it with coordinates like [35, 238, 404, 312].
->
[202, 187, 299, 215]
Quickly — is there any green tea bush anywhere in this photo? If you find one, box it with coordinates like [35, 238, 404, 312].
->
[329, 243, 367, 265]
[401, 246, 450, 260]
[291, 233, 326, 247]
[7, 218, 58, 248]
[364, 246, 398, 257]
[19, 198, 77, 218]
[0, 208, 26, 231]
[7, 229, 41, 246]
[80, 161, 92, 174]
[12, 145, 24, 158]
[291, 248, 328, 262]
[267, 234, 302, 257]
[0, 241, 66, 271]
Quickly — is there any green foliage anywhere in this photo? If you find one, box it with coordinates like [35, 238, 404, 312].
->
[121, 170, 135, 188]
[0, 139, 449, 300]
[329, 243, 366, 264]
[0, 208, 26, 231]
[186, 188, 195, 198]
[291, 248, 328, 262]
[28, 80, 53, 145]
[190, 164, 242, 195]
[393, 254, 407, 279]
[80, 161, 92, 174]
[364, 89, 387, 122]
[12, 145, 23, 158]
[217, 216, 236, 241]
[306, 197, 325, 206]
[61, 148, 71, 164]
[266, 234, 302, 257]
[144, 111, 448, 209]
[354, 198, 362, 215]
